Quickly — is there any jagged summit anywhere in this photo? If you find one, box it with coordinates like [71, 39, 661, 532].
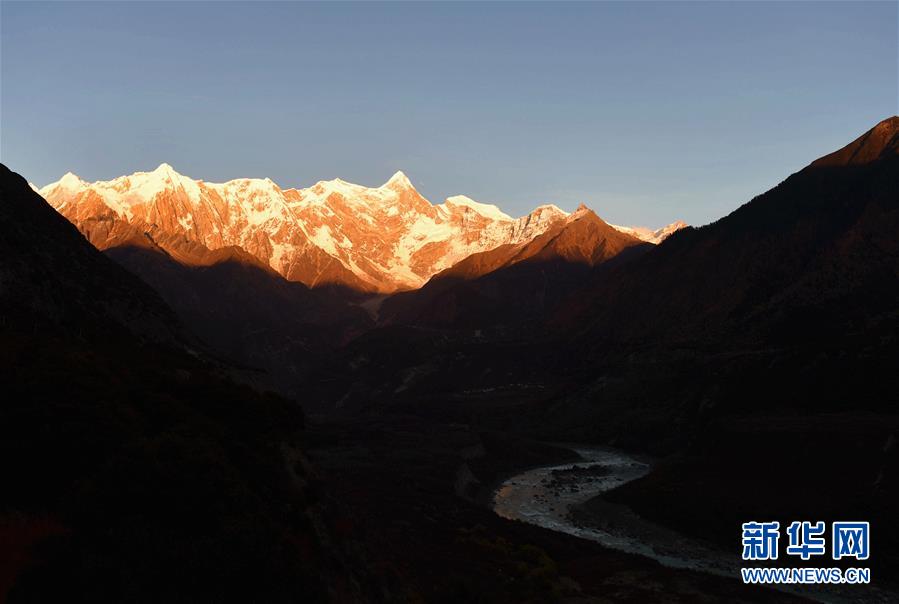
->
[148, 163, 192, 188]
[384, 170, 413, 189]
[153, 162, 176, 173]
[57, 171, 85, 189]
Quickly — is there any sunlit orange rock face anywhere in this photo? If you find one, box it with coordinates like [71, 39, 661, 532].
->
[39, 165, 685, 293]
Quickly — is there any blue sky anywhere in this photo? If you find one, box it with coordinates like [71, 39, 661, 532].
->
[2, 1, 896, 227]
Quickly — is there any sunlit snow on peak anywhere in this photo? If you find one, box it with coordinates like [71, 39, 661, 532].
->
[383, 170, 413, 189]
[442, 195, 512, 222]
[38, 164, 686, 291]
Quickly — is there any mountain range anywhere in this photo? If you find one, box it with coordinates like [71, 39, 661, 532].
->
[4, 115, 898, 602]
[37, 167, 685, 294]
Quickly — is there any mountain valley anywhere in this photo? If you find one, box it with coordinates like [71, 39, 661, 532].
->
[4, 116, 898, 603]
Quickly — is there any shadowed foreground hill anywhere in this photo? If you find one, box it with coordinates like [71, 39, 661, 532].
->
[0, 164, 382, 602]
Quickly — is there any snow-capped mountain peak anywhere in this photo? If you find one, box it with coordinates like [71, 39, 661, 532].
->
[39, 165, 685, 292]
[384, 170, 413, 189]
[443, 195, 512, 221]
[56, 171, 86, 191]
[531, 204, 569, 216]
[152, 162, 177, 174]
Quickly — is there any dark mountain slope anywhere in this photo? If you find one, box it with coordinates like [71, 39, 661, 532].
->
[0, 164, 382, 602]
[0, 166, 181, 344]
[565, 116, 899, 345]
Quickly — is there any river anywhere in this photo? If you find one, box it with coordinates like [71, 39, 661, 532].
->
[492, 445, 895, 604]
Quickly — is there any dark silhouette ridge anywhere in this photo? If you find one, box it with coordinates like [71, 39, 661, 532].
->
[0, 165, 182, 345]
[0, 164, 384, 602]
[562, 115, 899, 343]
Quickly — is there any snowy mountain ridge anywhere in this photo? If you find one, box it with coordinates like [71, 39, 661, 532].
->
[39, 164, 685, 292]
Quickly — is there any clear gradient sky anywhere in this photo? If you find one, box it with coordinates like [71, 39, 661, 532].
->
[2, 1, 897, 227]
